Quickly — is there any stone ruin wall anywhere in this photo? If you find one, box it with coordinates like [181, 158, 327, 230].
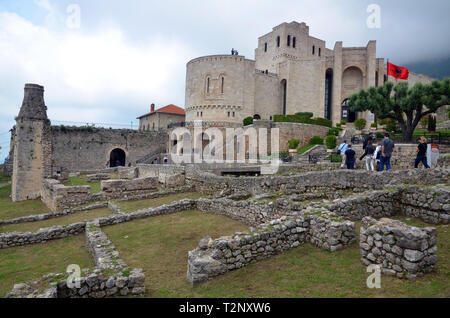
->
[187, 212, 356, 285]
[187, 168, 449, 196]
[360, 217, 438, 279]
[50, 126, 168, 173]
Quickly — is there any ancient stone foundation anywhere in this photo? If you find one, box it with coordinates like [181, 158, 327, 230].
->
[187, 211, 355, 285]
[360, 217, 438, 279]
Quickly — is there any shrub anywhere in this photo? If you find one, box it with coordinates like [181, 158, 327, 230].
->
[243, 117, 254, 126]
[340, 120, 347, 125]
[313, 117, 332, 128]
[336, 123, 342, 128]
[325, 135, 337, 149]
[309, 136, 324, 145]
[295, 112, 313, 118]
[288, 138, 300, 149]
[371, 123, 377, 128]
[354, 118, 367, 130]
[386, 119, 398, 133]
[428, 115, 437, 132]
[328, 128, 340, 137]
[376, 132, 385, 139]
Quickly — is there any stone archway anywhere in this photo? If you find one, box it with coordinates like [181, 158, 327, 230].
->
[110, 148, 126, 167]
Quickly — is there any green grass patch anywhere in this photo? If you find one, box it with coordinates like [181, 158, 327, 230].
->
[106, 213, 449, 298]
[103, 210, 249, 298]
[0, 234, 94, 297]
[63, 175, 102, 194]
[117, 193, 205, 213]
[0, 185, 50, 221]
[296, 144, 315, 155]
[0, 208, 112, 233]
[0, 176, 11, 184]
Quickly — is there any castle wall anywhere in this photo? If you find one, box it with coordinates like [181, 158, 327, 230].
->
[185, 55, 255, 124]
[50, 127, 168, 173]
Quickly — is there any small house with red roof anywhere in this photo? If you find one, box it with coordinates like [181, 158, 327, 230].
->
[137, 103, 185, 131]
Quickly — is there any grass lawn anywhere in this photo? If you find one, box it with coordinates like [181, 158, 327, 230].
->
[0, 208, 112, 233]
[0, 175, 11, 184]
[103, 210, 249, 297]
[0, 185, 50, 221]
[0, 234, 94, 297]
[296, 144, 315, 155]
[117, 192, 205, 213]
[105, 212, 449, 298]
[64, 175, 102, 194]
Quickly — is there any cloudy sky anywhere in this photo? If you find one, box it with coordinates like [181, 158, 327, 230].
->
[0, 0, 449, 160]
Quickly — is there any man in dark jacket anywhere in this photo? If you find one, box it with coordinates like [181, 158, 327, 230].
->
[344, 145, 356, 170]
[363, 133, 375, 150]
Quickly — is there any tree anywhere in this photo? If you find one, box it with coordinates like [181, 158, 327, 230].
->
[348, 78, 449, 141]
[326, 135, 337, 149]
[354, 118, 367, 130]
[243, 117, 253, 126]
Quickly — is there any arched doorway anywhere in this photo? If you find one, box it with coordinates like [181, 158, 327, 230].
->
[341, 99, 356, 123]
[280, 79, 287, 115]
[253, 114, 261, 120]
[324, 69, 333, 120]
[110, 149, 126, 167]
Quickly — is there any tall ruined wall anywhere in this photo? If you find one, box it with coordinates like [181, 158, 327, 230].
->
[50, 127, 168, 173]
[12, 84, 52, 202]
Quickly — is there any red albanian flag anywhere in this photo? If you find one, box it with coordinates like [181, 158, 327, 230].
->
[387, 62, 409, 80]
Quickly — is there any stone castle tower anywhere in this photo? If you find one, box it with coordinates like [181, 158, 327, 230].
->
[11, 84, 52, 202]
[185, 21, 433, 127]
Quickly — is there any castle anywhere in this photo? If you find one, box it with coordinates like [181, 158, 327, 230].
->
[185, 21, 433, 127]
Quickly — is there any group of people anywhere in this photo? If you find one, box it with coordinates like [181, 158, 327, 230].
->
[338, 132, 431, 171]
[231, 48, 239, 55]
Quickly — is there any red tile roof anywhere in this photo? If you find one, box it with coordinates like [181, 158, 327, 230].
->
[137, 104, 185, 119]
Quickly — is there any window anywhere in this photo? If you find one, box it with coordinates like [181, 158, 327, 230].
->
[264, 42, 267, 52]
[221, 76, 224, 94]
[277, 36, 280, 47]
[312, 46, 315, 55]
[287, 35, 291, 47]
[152, 123, 155, 130]
[227, 112, 230, 117]
[319, 48, 321, 56]
[206, 77, 210, 94]
[293, 37, 296, 48]
[375, 71, 379, 87]
[233, 112, 235, 117]
[201, 112, 203, 117]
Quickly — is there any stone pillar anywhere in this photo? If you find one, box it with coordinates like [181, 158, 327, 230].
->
[11, 84, 52, 202]
[331, 42, 343, 126]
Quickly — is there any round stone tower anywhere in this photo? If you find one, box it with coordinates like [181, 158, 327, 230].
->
[11, 84, 52, 202]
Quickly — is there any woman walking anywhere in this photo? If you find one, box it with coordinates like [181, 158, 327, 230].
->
[359, 141, 376, 171]
[373, 141, 382, 172]
[415, 137, 431, 169]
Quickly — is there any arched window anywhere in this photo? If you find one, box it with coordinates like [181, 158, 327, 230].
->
[227, 111, 230, 118]
[375, 71, 379, 87]
[293, 37, 296, 48]
[221, 76, 224, 94]
[206, 77, 210, 94]
[319, 48, 321, 56]
[264, 42, 267, 52]
[281, 79, 287, 116]
[287, 35, 291, 47]
[152, 122, 155, 130]
[312, 46, 315, 55]
[324, 69, 333, 120]
[277, 36, 280, 47]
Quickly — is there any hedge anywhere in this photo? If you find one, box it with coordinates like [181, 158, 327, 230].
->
[273, 114, 332, 128]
